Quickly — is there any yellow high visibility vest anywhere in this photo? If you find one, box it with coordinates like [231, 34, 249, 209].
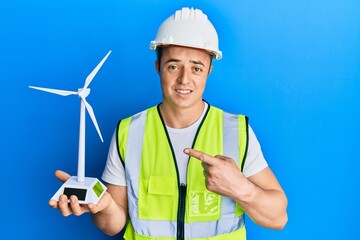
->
[117, 104, 249, 240]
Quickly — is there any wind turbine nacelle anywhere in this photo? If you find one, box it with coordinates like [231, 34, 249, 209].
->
[78, 88, 90, 98]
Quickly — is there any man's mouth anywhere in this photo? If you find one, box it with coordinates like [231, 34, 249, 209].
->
[176, 89, 192, 95]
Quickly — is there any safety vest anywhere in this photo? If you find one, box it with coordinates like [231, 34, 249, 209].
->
[117, 103, 249, 240]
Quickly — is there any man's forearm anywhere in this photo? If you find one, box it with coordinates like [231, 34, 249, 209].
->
[234, 180, 288, 230]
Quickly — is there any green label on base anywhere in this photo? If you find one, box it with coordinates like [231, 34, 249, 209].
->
[93, 181, 104, 197]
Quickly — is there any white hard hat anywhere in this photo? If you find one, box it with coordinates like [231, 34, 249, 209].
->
[150, 7, 222, 60]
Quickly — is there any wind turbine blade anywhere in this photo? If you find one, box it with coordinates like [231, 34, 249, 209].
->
[81, 98, 104, 142]
[83, 50, 111, 89]
[29, 86, 78, 96]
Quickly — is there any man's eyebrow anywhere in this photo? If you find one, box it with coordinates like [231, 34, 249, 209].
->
[190, 60, 205, 67]
[164, 58, 206, 67]
[164, 58, 181, 64]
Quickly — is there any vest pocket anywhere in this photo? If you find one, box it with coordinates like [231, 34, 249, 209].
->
[138, 176, 178, 220]
[188, 191, 221, 220]
[148, 176, 176, 195]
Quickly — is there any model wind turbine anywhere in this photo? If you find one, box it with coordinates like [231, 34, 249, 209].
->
[29, 51, 111, 204]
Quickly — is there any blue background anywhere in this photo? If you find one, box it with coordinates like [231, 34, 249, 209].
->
[1, 0, 359, 239]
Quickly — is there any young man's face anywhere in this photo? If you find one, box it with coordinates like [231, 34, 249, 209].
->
[156, 45, 212, 111]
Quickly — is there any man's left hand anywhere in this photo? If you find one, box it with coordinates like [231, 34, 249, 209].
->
[184, 148, 246, 198]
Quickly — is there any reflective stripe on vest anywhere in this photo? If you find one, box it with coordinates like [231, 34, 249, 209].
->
[117, 104, 248, 239]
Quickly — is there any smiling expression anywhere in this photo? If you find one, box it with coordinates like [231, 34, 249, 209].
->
[156, 46, 213, 111]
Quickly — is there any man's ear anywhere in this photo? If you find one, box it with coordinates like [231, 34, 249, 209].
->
[155, 60, 160, 74]
[208, 65, 213, 76]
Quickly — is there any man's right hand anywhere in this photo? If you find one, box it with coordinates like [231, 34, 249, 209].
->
[48, 170, 112, 217]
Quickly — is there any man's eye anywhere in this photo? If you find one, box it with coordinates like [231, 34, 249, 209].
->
[194, 67, 202, 73]
[168, 65, 177, 70]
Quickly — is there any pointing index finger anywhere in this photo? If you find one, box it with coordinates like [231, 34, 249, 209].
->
[184, 148, 218, 166]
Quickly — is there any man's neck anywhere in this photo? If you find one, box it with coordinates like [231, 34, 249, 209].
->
[159, 101, 205, 129]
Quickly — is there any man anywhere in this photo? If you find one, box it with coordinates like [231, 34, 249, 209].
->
[50, 7, 288, 239]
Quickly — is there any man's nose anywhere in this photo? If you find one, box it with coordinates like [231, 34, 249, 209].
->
[177, 68, 191, 84]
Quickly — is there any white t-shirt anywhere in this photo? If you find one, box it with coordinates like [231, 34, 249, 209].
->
[102, 104, 268, 186]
